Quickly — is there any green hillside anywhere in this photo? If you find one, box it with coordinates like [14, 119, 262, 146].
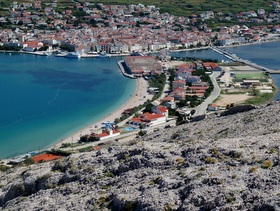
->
[0, 0, 275, 17]
[81, 0, 274, 16]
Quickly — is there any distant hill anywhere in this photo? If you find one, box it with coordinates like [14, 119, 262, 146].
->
[80, 0, 274, 16]
[0, 0, 275, 17]
[1, 101, 280, 210]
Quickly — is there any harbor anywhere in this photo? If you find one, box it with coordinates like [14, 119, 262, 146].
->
[211, 46, 280, 74]
[117, 60, 136, 79]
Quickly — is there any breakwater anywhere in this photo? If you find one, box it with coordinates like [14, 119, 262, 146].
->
[211, 46, 280, 74]
[117, 60, 136, 79]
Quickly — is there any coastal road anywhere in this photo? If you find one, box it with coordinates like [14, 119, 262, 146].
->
[60, 120, 176, 152]
[194, 71, 221, 116]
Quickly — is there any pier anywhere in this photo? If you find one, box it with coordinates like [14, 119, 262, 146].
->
[211, 46, 280, 74]
[117, 60, 136, 79]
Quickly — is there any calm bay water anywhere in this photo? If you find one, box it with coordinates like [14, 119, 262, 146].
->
[0, 53, 135, 159]
[1, 42, 280, 159]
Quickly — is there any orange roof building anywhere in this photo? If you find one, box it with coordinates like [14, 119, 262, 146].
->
[32, 153, 62, 163]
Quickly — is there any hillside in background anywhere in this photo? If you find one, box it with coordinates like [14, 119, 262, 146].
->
[80, 0, 274, 16]
[1, 101, 280, 210]
[0, 0, 276, 17]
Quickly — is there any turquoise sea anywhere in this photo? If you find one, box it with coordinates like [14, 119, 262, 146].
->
[1, 41, 280, 159]
[0, 53, 135, 159]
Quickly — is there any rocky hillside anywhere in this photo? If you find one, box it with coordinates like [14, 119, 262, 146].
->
[1, 101, 280, 210]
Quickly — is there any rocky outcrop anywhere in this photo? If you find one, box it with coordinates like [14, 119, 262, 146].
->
[1, 101, 280, 210]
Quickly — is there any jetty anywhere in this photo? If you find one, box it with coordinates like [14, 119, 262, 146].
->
[117, 60, 136, 79]
[211, 46, 280, 74]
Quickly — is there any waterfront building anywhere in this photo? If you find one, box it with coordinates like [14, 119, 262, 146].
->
[124, 56, 162, 77]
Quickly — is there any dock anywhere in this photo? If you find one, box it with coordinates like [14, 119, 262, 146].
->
[211, 46, 280, 74]
[117, 60, 136, 79]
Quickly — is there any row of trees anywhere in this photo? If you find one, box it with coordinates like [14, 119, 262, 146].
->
[114, 73, 166, 124]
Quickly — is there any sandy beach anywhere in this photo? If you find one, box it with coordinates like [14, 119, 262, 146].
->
[48, 77, 152, 149]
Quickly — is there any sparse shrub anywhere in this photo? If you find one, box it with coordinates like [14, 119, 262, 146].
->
[195, 172, 204, 178]
[227, 166, 233, 170]
[60, 143, 71, 148]
[267, 148, 276, 154]
[124, 200, 138, 211]
[259, 145, 267, 149]
[249, 166, 258, 173]
[52, 159, 66, 172]
[175, 157, 184, 165]
[231, 174, 237, 179]
[138, 130, 147, 137]
[171, 132, 180, 139]
[128, 140, 137, 146]
[163, 203, 173, 211]
[96, 196, 111, 207]
[199, 167, 206, 171]
[40, 173, 52, 180]
[23, 158, 35, 165]
[261, 160, 272, 169]
[226, 195, 236, 203]
[210, 148, 219, 156]
[0, 165, 10, 172]
[227, 150, 242, 159]
[102, 185, 111, 190]
[204, 157, 217, 164]
[104, 172, 115, 178]
[153, 176, 162, 183]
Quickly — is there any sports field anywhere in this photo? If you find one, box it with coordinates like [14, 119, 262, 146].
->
[234, 72, 266, 79]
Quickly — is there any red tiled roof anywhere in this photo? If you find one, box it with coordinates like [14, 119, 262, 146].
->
[202, 62, 218, 69]
[157, 106, 168, 113]
[162, 96, 174, 102]
[188, 86, 209, 90]
[97, 130, 119, 138]
[130, 112, 164, 123]
[172, 87, 185, 92]
[173, 79, 186, 84]
[32, 153, 62, 163]
[141, 113, 164, 121]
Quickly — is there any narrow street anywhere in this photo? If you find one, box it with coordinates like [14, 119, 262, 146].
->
[194, 71, 221, 116]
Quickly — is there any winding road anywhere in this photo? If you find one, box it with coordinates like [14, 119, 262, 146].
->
[194, 71, 221, 116]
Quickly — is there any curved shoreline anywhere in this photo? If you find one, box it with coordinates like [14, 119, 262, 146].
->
[0, 77, 151, 164]
[47, 77, 149, 150]
[1, 40, 280, 163]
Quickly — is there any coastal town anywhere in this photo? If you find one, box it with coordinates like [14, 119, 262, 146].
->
[1, 1, 280, 54]
[1, 1, 280, 210]
[0, 1, 278, 162]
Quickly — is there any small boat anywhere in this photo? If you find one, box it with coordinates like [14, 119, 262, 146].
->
[64, 52, 81, 59]
[98, 51, 110, 58]
[42, 52, 51, 56]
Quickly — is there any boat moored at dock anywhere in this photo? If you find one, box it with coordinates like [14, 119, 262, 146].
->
[64, 52, 81, 59]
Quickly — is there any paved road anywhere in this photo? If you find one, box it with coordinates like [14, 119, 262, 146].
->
[60, 119, 176, 151]
[194, 71, 221, 116]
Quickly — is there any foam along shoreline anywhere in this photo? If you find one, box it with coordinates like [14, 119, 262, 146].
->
[0, 77, 150, 165]
[47, 77, 151, 149]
